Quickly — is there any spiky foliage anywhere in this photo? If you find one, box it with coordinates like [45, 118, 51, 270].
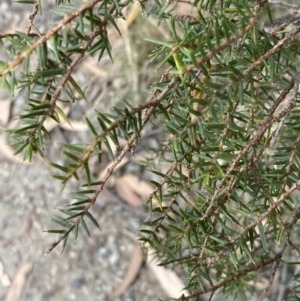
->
[2, 0, 300, 300]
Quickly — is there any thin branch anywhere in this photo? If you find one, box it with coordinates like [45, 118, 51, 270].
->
[24, 22, 107, 144]
[256, 257, 282, 301]
[26, 1, 39, 35]
[0, 0, 102, 77]
[182, 3, 263, 75]
[57, 76, 178, 184]
[197, 23, 300, 118]
[207, 178, 300, 268]
[46, 108, 155, 254]
[47, 23, 106, 115]
[288, 239, 300, 257]
[201, 76, 297, 218]
[45, 75, 178, 254]
[181, 253, 282, 300]
[0, 32, 39, 38]
[281, 134, 300, 195]
[255, 201, 300, 301]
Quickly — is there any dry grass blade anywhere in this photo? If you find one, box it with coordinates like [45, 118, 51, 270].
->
[115, 177, 143, 207]
[118, 174, 153, 198]
[0, 100, 11, 125]
[0, 260, 11, 287]
[4, 262, 33, 301]
[109, 245, 143, 300]
[59, 120, 87, 132]
[147, 250, 190, 299]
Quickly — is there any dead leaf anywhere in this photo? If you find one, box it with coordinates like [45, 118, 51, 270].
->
[118, 174, 153, 198]
[115, 174, 160, 207]
[4, 262, 33, 301]
[147, 250, 190, 299]
[0, 260, 11, 287]
[59, 120, 87, 131]
[120, 2, 140, 33]
[109, 245, 143, 300]
[115, 177, 143, 207]
[0, 100, 11, 125]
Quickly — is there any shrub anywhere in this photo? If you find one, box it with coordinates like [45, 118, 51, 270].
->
[2, 0, 300, 300]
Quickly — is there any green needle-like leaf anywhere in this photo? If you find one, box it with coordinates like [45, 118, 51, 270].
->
[85, 212, 101, 229]
[80, 219, 90, 237]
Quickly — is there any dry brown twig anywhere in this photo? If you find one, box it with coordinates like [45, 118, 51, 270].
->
[45, 75, 178, 254]
[0, 0, 102, 78]
[4, 263, 33, 301]
[181, 253, 282, 300]
[26, 1, 39, 35]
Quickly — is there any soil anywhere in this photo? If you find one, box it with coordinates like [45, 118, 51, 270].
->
[0, 159, 164, 301]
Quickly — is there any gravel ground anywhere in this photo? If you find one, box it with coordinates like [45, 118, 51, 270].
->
[0, 158, 167, 301]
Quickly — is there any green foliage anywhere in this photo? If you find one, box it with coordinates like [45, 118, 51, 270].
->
[2, 0, 300, 300]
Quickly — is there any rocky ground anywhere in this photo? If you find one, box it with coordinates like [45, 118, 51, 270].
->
[0, 158, 167, 301]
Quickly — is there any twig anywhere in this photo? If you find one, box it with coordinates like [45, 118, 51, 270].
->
[198, 23, 300, 118]
[207, 178, 300, 268]
[255, 257, 282, 301]
[24, 23, 107, 144]
[47, 23, 106, 115]
[45, 76, 178, 254]
[202, 75, 297, 217]
[0, 32, 39, 38]
[56, 76, 178, 185]
[0, 0, 102, 77]
[182, 4, 262, 75]
[180, 253, 282, 300]
[4, 263, 33, 301]
[26, 1, 39, 35]
[281, 134, 300, 194]
[255, 201, 300, 301]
